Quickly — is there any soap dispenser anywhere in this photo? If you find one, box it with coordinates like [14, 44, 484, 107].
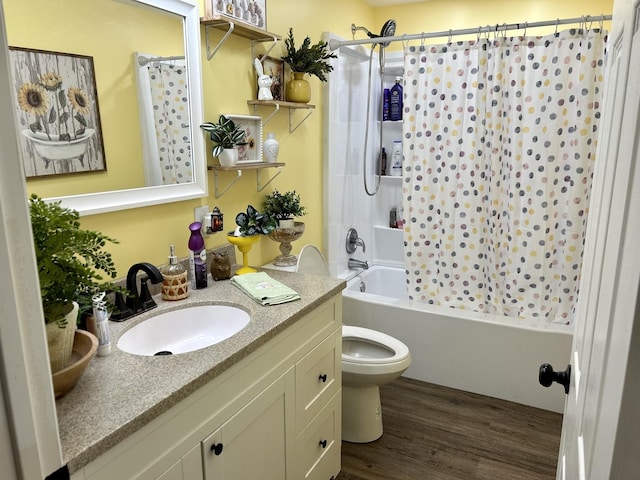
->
[161, 245, 189, 301]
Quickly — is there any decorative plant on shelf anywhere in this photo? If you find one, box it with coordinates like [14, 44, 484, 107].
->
[281, 28, 337, 81]
[200, 115, 246, 166]
[232, 204, 277, 236]
[263, 189, 307, 226]
[29, 194, 122, 372]
[280, 28, 337, 103]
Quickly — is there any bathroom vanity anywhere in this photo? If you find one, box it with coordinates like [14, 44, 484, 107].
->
[60, 270, 344, 480]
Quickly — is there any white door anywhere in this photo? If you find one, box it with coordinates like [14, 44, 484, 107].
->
[555, 0, 640, 478]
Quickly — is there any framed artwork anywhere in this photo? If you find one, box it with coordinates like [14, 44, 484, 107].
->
[8, 47, 106, 178]
[227, 114, 263, 163]
[204, 0, 267, 31]
[260, 55, 284, 101]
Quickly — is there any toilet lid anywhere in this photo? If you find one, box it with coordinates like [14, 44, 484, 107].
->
[342, 325, 410, 365]
[296, 245, 330, 276]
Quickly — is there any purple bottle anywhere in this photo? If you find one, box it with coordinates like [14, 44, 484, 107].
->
[188, 222, 207, 289]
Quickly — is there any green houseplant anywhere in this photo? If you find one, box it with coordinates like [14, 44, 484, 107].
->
[200, 115, 246, 167]
[29, 194, 121, 372]
[227, 205, 277, 275]
[263, 189, 307, 227]
[280, 28, 337, 103]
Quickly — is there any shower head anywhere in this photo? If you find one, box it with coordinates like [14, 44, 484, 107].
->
[351, 19, 397, 48]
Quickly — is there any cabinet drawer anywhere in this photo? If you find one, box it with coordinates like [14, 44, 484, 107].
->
[296, 330, 341, 431]
[298, 391, 341, 480]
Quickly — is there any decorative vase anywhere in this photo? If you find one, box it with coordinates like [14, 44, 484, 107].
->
[268, 222, 305, 267]
[263, 133, 280, 163]
[285, 72, 311, 103]
[227, 234, 261, 275]
[45, 301, 79, 373]
[218, 147, 238, 167]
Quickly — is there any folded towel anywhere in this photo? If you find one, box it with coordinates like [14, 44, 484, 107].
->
[230, 272, 300, 306]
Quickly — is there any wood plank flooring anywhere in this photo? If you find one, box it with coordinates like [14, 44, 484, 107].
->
[337, 377, 562, 480]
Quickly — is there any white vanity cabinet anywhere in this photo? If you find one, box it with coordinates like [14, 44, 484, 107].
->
[69, 295, 342, 480]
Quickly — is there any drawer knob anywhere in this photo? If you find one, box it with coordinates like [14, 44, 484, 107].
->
[318, 373, 328, 383]
[319, 439, 328, 449]
[210, 443, 224, 455]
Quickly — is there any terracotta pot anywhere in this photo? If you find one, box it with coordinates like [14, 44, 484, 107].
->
[285, 72, 311, 103]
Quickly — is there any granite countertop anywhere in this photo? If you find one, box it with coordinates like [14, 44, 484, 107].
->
[55, 269, 345, 473]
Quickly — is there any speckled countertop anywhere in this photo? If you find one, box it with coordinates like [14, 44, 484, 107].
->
[55, 269, 345, 473]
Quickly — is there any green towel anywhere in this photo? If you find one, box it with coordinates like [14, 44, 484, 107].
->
[230, 272, 300, 306]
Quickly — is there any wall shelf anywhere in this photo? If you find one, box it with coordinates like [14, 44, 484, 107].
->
[208, 162, 284, 198]
[248, 100, 316, 132]
[200, 15, 281, 60]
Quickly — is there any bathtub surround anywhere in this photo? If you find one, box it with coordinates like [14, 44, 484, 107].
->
[402, 28, 607, 323]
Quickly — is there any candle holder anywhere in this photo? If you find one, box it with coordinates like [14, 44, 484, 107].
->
[268, 222, 305, 267]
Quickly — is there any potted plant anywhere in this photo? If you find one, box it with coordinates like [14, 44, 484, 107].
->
[200, 115, 246, 167]
[280, 28, 337, 103]
[227, 205, 277, 275]
[263, 189, 307, 229]
[29, 194, 121, 373]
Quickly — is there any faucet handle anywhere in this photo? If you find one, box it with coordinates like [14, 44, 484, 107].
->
[346, 228, 366, 254]
[111, 291, 133, 322]
[139, 277, 158, 312]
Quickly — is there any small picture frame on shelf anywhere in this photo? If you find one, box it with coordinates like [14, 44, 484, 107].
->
[227, 114, 263, 164]
[259, 55, 284, 101]
[205, 0, 267, 31]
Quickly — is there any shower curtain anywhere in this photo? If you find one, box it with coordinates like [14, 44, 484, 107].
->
[402, 28, 607, 324]
[136, 60, 192, 185]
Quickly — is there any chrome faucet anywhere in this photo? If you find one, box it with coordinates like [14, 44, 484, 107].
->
[346, 228, 366, 254]
[348, 258, 369, 270]
[112, 262, 164, 321]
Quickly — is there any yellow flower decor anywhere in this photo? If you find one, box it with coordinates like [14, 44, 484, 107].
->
[17, 71, 92, 142]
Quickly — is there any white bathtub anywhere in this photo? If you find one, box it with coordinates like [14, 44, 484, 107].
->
[342, 265, 573, 412]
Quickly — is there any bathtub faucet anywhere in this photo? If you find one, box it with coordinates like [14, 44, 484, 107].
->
[348, 258, 369, 270]
[346, 228, 366, 253]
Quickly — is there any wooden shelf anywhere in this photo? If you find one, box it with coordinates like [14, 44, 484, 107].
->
[248, 100, 316, 132]
[208, 162, 284, 198]
[200, 15, 281, 42]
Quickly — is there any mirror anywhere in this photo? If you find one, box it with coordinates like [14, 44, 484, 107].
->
[3, 0, 206, 215]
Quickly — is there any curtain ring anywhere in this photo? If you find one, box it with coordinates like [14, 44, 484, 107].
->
[448, 29, 452, 44]
[586, 15, 594, 31]
[599, 14, 604, 32]
[523, 21, 528, 37]
[476, 26, 482, 43]
[402, 33, 409, 50]
[555, 18, 559, 36]
[420, 33, 426, 46]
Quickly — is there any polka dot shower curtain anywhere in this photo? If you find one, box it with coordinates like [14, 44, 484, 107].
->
[146, 63, 192, 185]
[402, 28, 607, 324]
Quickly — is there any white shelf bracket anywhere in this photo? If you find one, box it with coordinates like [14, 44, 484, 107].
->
[252, 36, 279, 60]
[205, 22, 235, 60]
[256, 167, 282, 192]
[259, 103, 280, 126]
[213, 169, 243, 198]
[289, 108, 313, 133]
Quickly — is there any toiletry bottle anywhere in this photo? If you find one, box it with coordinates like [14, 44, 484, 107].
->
[391, 140, 403, 176]
[380, 147, 387, 175]
[161, 244, 189, 301]
[188, 222, 208, 289]
[389, 207, 398, 228]
[390, 76, 403, 121]
[383, 88, 391, 121]
[92, 292, 111, 356]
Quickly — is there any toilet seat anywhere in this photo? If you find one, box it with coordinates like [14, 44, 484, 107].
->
[342, 326, 410, 367]
[296, 244, 330, 276]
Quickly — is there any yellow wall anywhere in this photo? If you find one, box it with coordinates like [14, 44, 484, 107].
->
[6, 0, 612, 278]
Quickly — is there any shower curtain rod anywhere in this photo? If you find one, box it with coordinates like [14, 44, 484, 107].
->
[328, 14, 612, 50]
[137, 54, 185, 66]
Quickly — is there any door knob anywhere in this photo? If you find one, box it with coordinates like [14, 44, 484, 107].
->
[539, 363, 571, 394]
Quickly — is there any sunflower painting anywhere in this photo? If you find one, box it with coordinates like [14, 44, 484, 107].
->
[9, 47, 106, 178]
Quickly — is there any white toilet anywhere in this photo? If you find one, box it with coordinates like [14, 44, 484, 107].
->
[295, 245, 412, 443]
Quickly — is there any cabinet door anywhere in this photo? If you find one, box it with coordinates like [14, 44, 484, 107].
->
[202, 370, 294, 480]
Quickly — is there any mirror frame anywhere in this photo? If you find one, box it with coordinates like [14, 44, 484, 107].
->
[46, 0, 206, 216]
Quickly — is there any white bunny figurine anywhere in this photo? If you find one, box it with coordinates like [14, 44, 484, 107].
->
[254, 58, 273, 101]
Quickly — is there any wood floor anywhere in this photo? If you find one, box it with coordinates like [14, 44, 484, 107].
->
[337, 377, 562, 480]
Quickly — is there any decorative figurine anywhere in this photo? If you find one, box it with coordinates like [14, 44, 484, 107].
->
[254, 58, 274, 101]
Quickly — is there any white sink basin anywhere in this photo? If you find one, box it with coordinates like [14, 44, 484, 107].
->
[117, 305, 250, 356]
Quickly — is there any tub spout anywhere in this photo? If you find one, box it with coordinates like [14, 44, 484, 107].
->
[348, 258, 369, 270]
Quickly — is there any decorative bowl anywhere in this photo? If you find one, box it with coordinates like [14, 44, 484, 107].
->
[52, 329, 98, 399]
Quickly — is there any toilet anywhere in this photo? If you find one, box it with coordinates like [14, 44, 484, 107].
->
[295, 245, 412, 443]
